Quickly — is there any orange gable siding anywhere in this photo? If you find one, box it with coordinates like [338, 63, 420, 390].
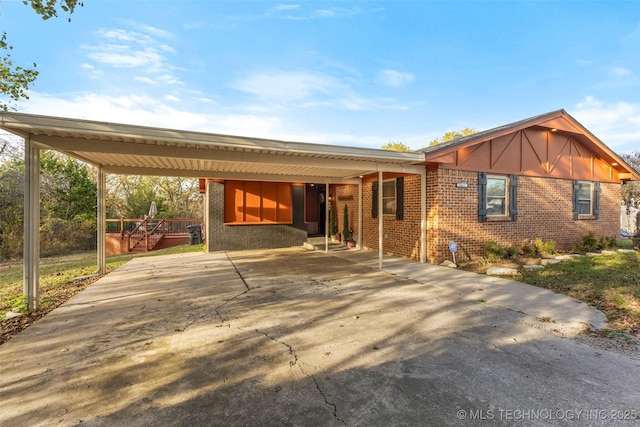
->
[436, 128, 622, 182]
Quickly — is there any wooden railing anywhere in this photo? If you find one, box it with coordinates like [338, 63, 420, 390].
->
[106, 218, 203, 252]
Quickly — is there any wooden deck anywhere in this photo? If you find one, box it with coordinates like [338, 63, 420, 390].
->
[106, 218, 203, 255]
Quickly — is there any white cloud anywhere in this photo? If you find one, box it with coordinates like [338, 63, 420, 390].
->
[377, 69, 415, 87]
[231, 71, 344, 102]
[572, 96, 640, 154]
[273, 4, 300, 11]
[19, 92, 283, 138]
[611, 66, 632, 77]
[81, 25, 183, 86]
[165, 94, 181, 102]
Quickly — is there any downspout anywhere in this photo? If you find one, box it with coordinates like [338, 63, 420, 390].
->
[23, 135, 40, 312]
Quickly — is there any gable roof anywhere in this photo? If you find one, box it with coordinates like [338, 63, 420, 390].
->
[419, 109, 640, 181]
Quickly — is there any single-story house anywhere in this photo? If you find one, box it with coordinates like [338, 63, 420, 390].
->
[1, 109, 638, 311]
[203, 110, 640, 263]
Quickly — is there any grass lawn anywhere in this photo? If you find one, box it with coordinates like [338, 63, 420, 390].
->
[518, 251, 640, 335]
[0, 244, 205, 343]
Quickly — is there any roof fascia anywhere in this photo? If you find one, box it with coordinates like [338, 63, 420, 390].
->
[0, 112, 424, 164]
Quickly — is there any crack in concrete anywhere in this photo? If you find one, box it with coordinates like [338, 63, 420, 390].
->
[227, 253, 348, 424]
[256, 329, 348, 426]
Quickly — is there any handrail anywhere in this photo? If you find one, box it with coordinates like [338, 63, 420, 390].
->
[127, 219, 148, 252]
[146, 219, 166, 250]
[107, 218, 203, 253]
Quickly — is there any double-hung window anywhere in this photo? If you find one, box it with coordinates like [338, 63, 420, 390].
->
[372, 177, 405, 220]
[478, 173, 517, 222]
[573, 180, 600, 219]
[382, 179, 396, 216]
[486, 176, 508, 217]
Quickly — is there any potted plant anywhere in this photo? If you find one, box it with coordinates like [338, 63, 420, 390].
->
[330, 203, 339, 241]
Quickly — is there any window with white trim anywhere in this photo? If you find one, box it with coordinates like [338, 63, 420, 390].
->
[382, 179, 396, 215]
[575, 181, 592, 215]
[486, 176, 508, 217]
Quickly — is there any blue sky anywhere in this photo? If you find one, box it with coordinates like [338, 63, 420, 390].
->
[1, 0, 639, 154]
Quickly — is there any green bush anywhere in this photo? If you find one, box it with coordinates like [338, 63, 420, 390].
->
[574, 231, 599, 252]
[485, 241, 505, 260]
[533, 237, 556, 255]
[521, 241, 534, 255]
[507, 245, 519, 258]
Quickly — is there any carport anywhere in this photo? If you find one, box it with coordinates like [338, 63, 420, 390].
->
[0, 112, 427, 311]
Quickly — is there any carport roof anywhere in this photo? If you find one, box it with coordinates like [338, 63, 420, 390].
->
[0, 112, 425, 183]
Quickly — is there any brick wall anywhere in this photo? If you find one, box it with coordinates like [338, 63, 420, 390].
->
[206, 181, 307, 251]
[335, 185, 360, 242]
[361, 174, 424, 260]
[429, 169, 621, 263]
[358, 169, 621, 264]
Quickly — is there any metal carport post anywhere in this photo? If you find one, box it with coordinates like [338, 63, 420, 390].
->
[24, 135, 40, 312]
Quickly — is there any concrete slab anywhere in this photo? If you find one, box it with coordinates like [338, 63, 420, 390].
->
[0, 248, 637, 427]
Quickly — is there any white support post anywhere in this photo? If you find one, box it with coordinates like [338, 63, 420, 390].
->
[97, 167, 106, 274]
[358, 180, 363, 249]
[325, 183, 329, 253]
[420, 169, 427, 264]
[23, 136, 40, 312]
[378, 171, 383, 270]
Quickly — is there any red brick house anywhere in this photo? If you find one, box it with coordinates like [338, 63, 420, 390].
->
[202, 110, 639, 264]
[2, 110, 638, 310]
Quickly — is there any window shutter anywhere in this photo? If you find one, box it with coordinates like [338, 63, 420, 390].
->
[593, 181, 601, 219]
[372, 181, 378, 218]
[572, 180, 579, 220]
[478, 172, 487, 222]
[396, 177, 404, 221]
[509, 174, 518, 221]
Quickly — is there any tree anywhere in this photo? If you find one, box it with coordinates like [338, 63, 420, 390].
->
[382, 141, 412, 152]
[40, 151, 96, 221]
[1, 1, 82, 111]
[621, 151, 640, 206]
[105, 175, 202, 219]
[428, 127, 476, 147]
[0, 158, 24, 260]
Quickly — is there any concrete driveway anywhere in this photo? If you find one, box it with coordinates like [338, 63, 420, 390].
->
[1, 248, 639, 426]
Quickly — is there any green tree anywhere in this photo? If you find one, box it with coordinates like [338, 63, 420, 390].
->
[40, 151, 96, 221]
[1, 1, 82, 111]
[382, 141, 412, 152]
[0, 158, 24, 259]
[106, 175, 202, 219]
[428, 127, 476, 147]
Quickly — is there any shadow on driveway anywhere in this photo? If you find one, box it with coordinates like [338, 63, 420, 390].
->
[0, 248, 638, 426]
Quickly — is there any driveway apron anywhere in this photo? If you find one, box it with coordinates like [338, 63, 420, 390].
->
[0, 248, 639, 426]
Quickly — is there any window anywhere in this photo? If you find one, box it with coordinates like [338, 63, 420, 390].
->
[372, 177, 404, 220]
[478, 173, 517, 222]
[486, 176, 508, 217]
[573, 180, 600, 219]
[382, 179, 396, 215]
[575, 181, 592, 215]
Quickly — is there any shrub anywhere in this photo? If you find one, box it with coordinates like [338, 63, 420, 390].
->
[521, 241, 534, 255]
[507, 245, 519, 258]
[574, 231, 599, 252]
[485, 241, 505, 260]
[533, 237, 556, 255]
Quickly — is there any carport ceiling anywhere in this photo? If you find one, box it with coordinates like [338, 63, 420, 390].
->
[0, 112, 426, 183]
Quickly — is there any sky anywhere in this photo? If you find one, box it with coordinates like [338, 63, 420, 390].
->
[1, 0, 639, 154]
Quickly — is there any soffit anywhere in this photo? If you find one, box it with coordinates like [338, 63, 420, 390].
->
[0, 112, 425, 183]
